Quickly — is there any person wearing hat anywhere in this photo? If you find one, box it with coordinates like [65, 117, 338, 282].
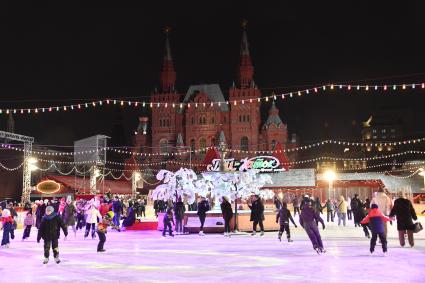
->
[299, 198, 325, 254]
[37, 206, 68, 264]
[371, 187, 392, 237]
[360, 203, 392, 256]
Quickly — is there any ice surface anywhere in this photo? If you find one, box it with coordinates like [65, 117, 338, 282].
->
[3, 216, 425, 283]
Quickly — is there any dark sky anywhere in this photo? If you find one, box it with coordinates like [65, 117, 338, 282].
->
[0, 1, 424, 146]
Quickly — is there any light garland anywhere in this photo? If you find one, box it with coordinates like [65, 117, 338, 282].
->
[3, 136, 425, 157]
[0, 82, 423, 115]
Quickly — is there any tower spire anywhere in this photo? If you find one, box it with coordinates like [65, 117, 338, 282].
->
[238, 20, 254, 88]
[160, 26, 176, 93]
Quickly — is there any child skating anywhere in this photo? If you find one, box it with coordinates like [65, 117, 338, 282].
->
[1, 209, 15, 248]
[276, 202, 297, 242]
[22, 212, 34, 241]
[299, 199, 326, 254]
[96, 211, 119, 252]
[360, 203, 392, 256]
[162, 208, 175, 238]
[37, 206, 68, 264]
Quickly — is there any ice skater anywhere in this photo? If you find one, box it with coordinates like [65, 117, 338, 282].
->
[37, 206, 68, 264]
[1, 209, 15, 248]
[276, 202, 297, 242]
[360, 204, 391, 256]
[22, 212, 34, 240]
[197, 196, 210, 236]
[299, 199, 326, 254]
[248, 195, 265, 236]
[85, 205, 101, 239]
[162, 208, 175, 238]
[96, 211, 119, 252]
[220, 196, 233, 237]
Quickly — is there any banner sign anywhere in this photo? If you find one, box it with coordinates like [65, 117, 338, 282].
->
[206, 156, 285, 172]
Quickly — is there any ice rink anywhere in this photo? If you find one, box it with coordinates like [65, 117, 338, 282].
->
[3, 217, 425, 283]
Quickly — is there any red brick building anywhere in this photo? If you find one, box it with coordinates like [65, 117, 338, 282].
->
[133, 26, 295, 165]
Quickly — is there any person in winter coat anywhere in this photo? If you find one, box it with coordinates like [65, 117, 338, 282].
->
[140, 198, 146, 218]
[360, 203, 392, 255]
[112, 196, 123, 227]
[325, 199, 334, 222]
[162, 208, 175, 237]
[99, 201, 112, 217]
[174, 197, 186, 235]
[299, 199, 326, 254]
[197, 197, 210, 236]
[37, 206, 68, 264]
[337, 195, 347, 226]
[85, 205, 102, 239]
[248, 195, 265, 236]
[1, 209, 15, 247]
[36, 200, 47, 229]
[96, 211, 119, 252]
[276, 202, 297, 242]
[314, 197, 323, 214]
[220, 196, 233, 237]
[62, 199, 77, 237]
[122, 202, 136, 229]
[389, 193, 418, 247]
[292, 195, 301, 216]
[358, 204, 370, 238]
[351, 194, 363, 227]
[22, 212, 34, 240]
[371, 187, 392, 237]
[346, 197, 352, 221]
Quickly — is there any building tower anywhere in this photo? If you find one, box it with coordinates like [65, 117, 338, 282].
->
[151, 27, 182, 155]
[261, 102, 288, 151]
[229, 21, 262, 157]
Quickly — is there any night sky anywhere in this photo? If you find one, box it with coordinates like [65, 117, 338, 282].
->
[1, 2, 424, 146]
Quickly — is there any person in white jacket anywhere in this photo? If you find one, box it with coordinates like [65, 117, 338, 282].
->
[84, 205, 102, 239]
[371, 187, 392, 236]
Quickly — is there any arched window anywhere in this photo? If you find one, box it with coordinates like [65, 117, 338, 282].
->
[211, 116, 215, 124]
[247, 115, 250, 122]
[239, 115, 242, 123]
[211, 137, 216, 146]
[202, 116, 206, 124]
[159, 119, 162, 127]
[240, 136, 249, 151]
[160, 139, 168, 153]
[199, 138, 206, 152]
[190, 139, 195, 152]
[199, 116, 203, 124]
[271, 139, 277, 150]
[191, 116, 194, 125]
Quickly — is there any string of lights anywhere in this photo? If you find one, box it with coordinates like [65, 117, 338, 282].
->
[0, 82, 423, 115]
[2, 136, 425, 157]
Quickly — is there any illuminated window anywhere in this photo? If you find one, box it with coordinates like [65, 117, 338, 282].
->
[199, 138, 206, 152]
[190, 139, 195, 152]
[240, 136, 249, 151]
[271, 139, 277, 150]
[160, 139, 168, 153]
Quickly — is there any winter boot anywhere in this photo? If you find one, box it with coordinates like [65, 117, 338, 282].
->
[54, 257, 61, 264]
[43, 258, 49, 264]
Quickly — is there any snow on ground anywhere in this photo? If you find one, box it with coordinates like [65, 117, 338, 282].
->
[2, 216, 425, 283]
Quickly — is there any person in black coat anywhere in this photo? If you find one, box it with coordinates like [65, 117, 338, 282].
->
[351, 194, 363, 227]
[389, 194, 418, 247]
[174, 197, 186, 235]
[248, 195, 265, 236]
[37, 206, 68, 264]
[220, 197, 233, 237]
[276, 202, 297, 242]
[112, 196, 123, 227]
[197, 197, 210, 236]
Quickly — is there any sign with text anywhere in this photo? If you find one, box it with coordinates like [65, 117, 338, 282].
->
[206, 156, 285, 172]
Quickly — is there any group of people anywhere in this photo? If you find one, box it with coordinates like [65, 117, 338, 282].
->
[0, 186, 421, 263]
[0, 194, 146, 264]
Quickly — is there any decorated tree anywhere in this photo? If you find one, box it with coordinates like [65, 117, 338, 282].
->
[152, 168, 199, 205]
